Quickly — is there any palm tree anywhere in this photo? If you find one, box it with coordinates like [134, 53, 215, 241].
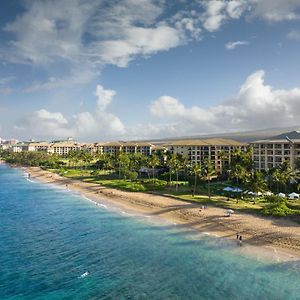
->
[272, 168, 283, 193]
[148, 154, 160, 183]
[130, 153, 148, 178]
[230, 164, 247, 187]
[190, 163, 202, 196]
[218, 150, 228, 177]
[165, 151, 174, 184]
[82, 152, 93, 170]
[203, 159, 216, 200]
[116, 153, 130, 179]
[168, 154, 183, 191]
[246, 170, 267, 195]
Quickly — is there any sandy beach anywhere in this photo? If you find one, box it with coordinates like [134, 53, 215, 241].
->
[22, 166, 300, 261]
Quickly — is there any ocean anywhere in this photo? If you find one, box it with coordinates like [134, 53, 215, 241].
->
[0, 164, 300, 300]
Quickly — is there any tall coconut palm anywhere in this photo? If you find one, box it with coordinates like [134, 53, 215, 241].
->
[218, 150, 228, 177]
[203, 159, 216, 200]
[190, 163, 202, 196]
[148, 154, 160, 183]
[230, 164, 247, 187]
[246, 170, 267, 195]
[168, 154, 184, 191]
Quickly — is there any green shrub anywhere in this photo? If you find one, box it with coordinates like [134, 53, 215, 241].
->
[123, 170, 138, 181]
[262, 201, 294, 217]
[130, 183, 146, 192]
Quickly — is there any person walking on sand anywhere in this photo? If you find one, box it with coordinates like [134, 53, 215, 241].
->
[239, 235, 242, 246]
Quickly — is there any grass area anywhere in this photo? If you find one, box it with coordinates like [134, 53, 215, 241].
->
[48, 167, 300, 218]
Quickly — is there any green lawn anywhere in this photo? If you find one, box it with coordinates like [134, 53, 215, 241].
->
[48, 167, 300, 218]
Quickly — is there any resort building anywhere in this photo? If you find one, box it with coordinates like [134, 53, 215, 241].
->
[28, 142, 51, 152]
[102, 142, 123, 155]
[101, 141, 156, 156]
[251, 131, 300, 171]
[81, 143, 97, 154]
[164, 138, 247, 173]
[136, 142, 155, 156]
[12, 142, 29, 153]
[48, 141, 82, 156]
[121, 142, 155, 156]
[93, 143, 105, 154]
[121, 142, 138, 154]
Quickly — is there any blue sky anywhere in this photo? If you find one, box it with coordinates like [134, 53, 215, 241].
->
[0, 0, 300, 141]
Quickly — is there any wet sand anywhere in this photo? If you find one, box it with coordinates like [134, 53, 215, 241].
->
[24, 166, 300, 261]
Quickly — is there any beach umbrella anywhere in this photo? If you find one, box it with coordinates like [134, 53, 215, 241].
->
[277, 193, 286, 198]
[225, 209, 234, 217]
[264, 191, 273, 196]
[288, 192, 300, 200]
[223, 187, 233, 192]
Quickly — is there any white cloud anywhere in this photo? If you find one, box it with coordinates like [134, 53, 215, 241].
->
[0, 76, 15, 85]
[24, 69, 94, 92]
[0, 87, 13, 95]
[287, 29, 300, 40]
[15, 85, 126, 140]
[92, 25, 182, 68]
[248, 0, 300, 22]
[225, 40, 249, 50]
[1, 0, 300, 92]
[2, 0, 184, 70]
[199, 0, 300, 32]
[200, 0, 248, 32]
[94, 85, 116, 111]
[0, 76, 14, 95]
[149, 70, 300, 135]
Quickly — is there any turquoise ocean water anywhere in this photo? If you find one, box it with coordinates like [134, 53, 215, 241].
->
[0, 164, 300, 300]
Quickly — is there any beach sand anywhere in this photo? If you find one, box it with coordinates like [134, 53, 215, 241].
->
[24, 166, 300, 261]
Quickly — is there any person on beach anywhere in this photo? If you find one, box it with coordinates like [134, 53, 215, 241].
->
[239, 235, 242, 246]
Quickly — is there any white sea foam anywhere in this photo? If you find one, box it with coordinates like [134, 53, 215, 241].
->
[26, 178, 35, 183]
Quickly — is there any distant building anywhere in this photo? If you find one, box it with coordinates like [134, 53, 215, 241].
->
[251, 131, 300, 171]
[4, 139, 19, 145]
[101, 141, 156, 156]
[28, 142, 51, 152]
[102, 142, 123, 155]
[12, 142, 29, 152]
[164, 138, 247, 173]
[48, 141, 81, 155]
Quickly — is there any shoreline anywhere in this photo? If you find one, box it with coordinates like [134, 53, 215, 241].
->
[10, 164, 300, 261]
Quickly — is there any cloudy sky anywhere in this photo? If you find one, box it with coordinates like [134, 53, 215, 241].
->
[0, 0, 300, 141]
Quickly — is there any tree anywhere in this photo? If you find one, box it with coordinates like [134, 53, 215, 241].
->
[270, 161, 295, 193]
[82, 151, 93, 170]
[230, 164, 247, 187]
[190, 163, 202, 196]
[203, 159, 215, 200]
[148, 154, 160, 183]
[130, 153, 148, 178]
[168, 154, 184, 191]
[218, 150, 228, 177]
[116, 153, 130, 179]
[246, 170, 267, 195]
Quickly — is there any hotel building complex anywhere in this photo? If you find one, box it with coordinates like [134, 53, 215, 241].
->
[3, 130, 300, 172]
[251, 131, 300, 171]
[164, 138, 246, 173]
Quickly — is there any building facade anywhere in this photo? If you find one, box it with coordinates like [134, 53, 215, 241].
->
[164, 138, 246, 173]
[251, 131, 300, 171]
